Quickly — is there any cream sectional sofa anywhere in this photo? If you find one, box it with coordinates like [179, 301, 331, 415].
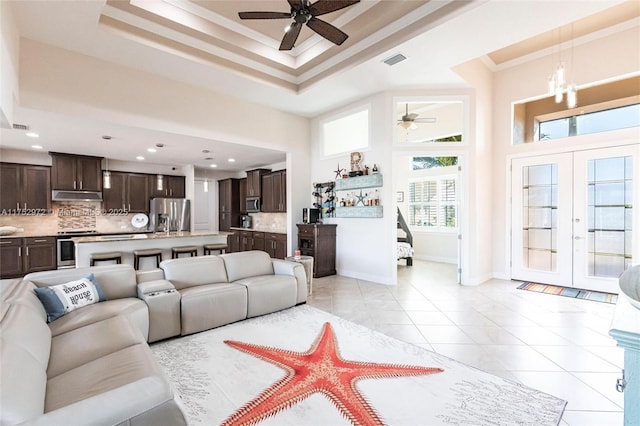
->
[0, 250, 307, 426]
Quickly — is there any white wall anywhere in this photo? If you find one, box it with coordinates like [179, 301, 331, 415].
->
[0, 0, 18, 128]
[490, 24, 640, 280]
[311, 94, 396, 284]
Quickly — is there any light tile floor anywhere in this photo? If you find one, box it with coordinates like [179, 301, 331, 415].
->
[306, 260, 624, 426]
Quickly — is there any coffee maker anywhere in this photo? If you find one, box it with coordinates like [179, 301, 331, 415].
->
[241, 214, 252, 229]
[302, 208, 320, 224]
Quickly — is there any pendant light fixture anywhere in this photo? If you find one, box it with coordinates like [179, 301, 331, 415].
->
[547, 25, 578, 109]
[156, 174, 164, 191]
[102, 136, 111, 189]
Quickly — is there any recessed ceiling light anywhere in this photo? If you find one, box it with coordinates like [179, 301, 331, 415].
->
[102, 135, 112, 140]
[202, 149, 210, 153]
[209, 164, 217, 168]
[147, 148, 157, 153]
[31, 145, 43, 149]
[228, 158, 235, 162]
[136, 156, 145, 160]
[26, 132, 39, 138]
[155, 143, 165, 148]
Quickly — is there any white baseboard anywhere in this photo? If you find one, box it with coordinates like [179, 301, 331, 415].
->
[414, 255, 457, 264]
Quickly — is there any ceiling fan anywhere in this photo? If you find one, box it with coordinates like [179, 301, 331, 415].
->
[238, 0, 360, 51]
[398, 104, 437, 130]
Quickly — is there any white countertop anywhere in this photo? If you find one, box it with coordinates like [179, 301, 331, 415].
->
[74, 231, 232, 243]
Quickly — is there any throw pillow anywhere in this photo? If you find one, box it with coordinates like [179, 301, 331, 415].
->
[34, 273, 107, 323]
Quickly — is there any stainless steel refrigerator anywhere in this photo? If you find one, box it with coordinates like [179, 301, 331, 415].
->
[149, 198, 191, 232]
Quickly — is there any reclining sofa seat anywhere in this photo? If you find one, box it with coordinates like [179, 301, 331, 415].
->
[160, 250, 307, 336]
[0, 265, 186, 426]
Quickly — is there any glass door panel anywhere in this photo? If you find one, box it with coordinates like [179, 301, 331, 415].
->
[511, 153, 573, 285]
[573, 145, 639, 292]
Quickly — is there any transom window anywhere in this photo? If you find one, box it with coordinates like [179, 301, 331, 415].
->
[321, 106, 369, 157]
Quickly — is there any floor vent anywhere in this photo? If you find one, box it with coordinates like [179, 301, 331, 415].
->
[12, 123, 29, 131]
[382, 54, 407, 66]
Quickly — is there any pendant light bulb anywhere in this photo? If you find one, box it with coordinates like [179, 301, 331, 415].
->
[555, 63, 565, 86]
[547, 74, 556, 96]
[203, 179, 209, 193]
[103, 170, 111, 189]
[554, 86, 563, 104]
[566, 83, 578, 108]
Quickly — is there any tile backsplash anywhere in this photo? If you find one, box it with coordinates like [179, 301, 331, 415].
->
[0, 202, 143, 234]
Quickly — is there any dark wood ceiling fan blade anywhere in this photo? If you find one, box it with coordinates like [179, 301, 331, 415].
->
[287, 0, 304, 11]
[279, 21, 302, 50]
[306, 16, 348, 45]
[238, 11, 291, 20]
[308, 0, 360, 16]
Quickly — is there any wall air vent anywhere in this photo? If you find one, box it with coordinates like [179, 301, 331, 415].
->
[12, 123, 30, 131]
[382, 54, 407, 66]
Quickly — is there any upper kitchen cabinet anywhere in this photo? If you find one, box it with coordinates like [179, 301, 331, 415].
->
[149, 175, 185, 198]
[103, 172, 149, 213]
[246, 169, 270, 197]
[50, 153, 102, 191]
[0, 163, 51, 212]
[262, 170, 286, 212]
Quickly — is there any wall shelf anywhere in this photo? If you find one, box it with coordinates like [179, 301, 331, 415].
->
[335, 206, 383, 218]
[334, 174, 382, 191]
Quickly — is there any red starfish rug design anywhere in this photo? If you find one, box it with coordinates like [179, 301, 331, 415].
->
[222, 322, 443, 425]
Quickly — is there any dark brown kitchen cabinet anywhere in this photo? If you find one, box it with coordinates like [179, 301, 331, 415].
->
[227, 231, 240, 253]
[0, 238, 23, 277]
[50, 153, 102, 191]
[297, 224, 336, 277]
[246, 169, 270, 198]
[24, 237, 56, 273]
[219, 178, 240, 231]
[165, 175, 185, 198]
[239, 178, 247, 212]
[262, 170, 286, 212]
[0, 236, 56, 278]
[0, 163, 51, 212]
[240, 230, 264, 251]
[149, 175, 186, 198]
[103, 172, 149, 213]
[265, 232, 287, 259]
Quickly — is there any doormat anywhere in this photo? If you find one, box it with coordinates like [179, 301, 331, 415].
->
[517, 282, 618, 304]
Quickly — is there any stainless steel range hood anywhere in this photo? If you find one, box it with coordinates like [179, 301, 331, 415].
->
[52, 190, 103, 202]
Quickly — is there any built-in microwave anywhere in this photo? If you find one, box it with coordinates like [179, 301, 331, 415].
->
[245, 196, 261, 213]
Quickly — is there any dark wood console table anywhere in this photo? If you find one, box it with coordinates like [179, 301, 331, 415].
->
[296, 224, 336, 278]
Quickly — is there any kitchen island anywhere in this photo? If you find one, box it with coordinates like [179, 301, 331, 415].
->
[73, 231, 231, 269]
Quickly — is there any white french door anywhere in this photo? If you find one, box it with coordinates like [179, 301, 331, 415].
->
[511, 145, 639, 293]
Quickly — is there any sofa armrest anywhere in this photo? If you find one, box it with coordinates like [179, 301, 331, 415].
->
[137, 280, 181, 343]
[136, 269, 165, 284]
[272, 259, 307, 303]
[137, 280, 176, 297]
[21, 377, 187, 426]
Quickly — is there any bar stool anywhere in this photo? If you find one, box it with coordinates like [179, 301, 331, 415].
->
[90, 251, 122, 266]
[133, 248, 163, 270]
[171, 245, 198, 259]
[203, 243, 227, 255]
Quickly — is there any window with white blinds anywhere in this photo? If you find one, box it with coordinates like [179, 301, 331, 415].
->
[408, 176, 457, 230]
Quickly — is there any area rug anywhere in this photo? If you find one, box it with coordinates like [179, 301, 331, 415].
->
[517, 282, 618, 304]
[151, 305, 567, 425]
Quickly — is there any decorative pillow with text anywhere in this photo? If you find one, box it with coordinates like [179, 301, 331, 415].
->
[34, 273, 107, 323]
